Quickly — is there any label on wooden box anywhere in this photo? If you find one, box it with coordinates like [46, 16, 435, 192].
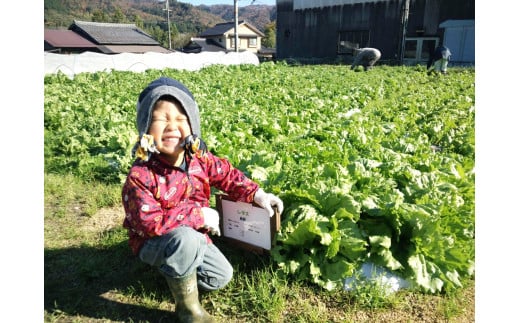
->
[216, 194, 280, 253]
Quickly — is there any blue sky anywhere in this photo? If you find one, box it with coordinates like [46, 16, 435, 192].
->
[177, 0, 275, 7]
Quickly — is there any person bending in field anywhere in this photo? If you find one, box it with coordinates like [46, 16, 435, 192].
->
[351, 47, 382, 71]
[427, 45, 451, 75]
[121, 77, 284, 322]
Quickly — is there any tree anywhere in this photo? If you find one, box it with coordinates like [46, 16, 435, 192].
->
[262, 21, 276, 48]
[91, 9, 109, 22]
[149, 26, 166, 47]
[133, 14, 144, 29]
[170, 23, 179, 48]
[112, 7, 126, 23]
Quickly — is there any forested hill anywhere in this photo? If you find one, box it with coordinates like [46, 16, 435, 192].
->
[44, 0, 275, 34]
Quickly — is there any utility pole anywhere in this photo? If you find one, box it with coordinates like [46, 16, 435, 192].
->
[399, 0, 410, 64]
[164, 0, 172, 50]
[234, 0, 239, 52]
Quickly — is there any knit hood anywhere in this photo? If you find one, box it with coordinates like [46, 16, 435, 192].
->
[132, 77, 201, 160]
[136, 77, 201, 138]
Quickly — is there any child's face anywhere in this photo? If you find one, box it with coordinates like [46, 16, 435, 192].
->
[148, 99, 192, 164]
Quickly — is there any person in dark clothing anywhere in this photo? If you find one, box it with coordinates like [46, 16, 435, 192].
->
[427, 45, 452, 75]
[351, 48, 381, 71]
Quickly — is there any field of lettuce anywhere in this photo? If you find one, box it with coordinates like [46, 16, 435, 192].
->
[44, 62, 475, 295]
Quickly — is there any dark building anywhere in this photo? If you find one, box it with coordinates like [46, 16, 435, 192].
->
[276, 0, 474, 65]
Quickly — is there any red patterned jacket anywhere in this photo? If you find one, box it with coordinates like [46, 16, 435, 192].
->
[122, 151, 259, 255]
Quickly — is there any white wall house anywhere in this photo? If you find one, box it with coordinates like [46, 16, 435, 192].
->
[199, 20, 265, 53]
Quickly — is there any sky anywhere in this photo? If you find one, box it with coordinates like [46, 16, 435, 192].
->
[177, 0, 275, 7]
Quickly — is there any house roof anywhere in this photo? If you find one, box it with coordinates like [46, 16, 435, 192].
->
[199, 20, 264, 38]
[98, 44, 172, 54]
[69, 20, 161, 45]
[44, 29, 98, 48]
[189, 38, 226, 52]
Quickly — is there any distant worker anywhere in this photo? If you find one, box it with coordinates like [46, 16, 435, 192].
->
[351, 48, 381, 71]
[427, 45, 451, 75]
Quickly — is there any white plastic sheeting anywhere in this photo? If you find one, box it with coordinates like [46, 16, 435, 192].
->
[44, 51, 260, 78]
[344, 262, 410, 294]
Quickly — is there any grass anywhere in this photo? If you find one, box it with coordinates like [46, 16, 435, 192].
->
[44, 173, 474, 322]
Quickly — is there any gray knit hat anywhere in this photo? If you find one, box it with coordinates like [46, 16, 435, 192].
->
[136, 77, 201, 138]
[132, 77, 201, 160]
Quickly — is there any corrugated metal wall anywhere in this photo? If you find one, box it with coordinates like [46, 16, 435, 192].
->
[276, 0, 474, 64]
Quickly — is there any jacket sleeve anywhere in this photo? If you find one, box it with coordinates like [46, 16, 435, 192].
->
[442, 48, 451, 61]
[200, 152, 259, 203]
[122, 166, 205, 239]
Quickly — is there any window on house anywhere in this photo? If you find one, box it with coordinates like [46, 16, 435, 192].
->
[337, 30, 370, 54]
[404, 40, 417, 59]
[248, 38, 257, 48]
[403, 37, 439, 63]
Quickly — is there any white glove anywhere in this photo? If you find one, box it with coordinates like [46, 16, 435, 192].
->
[253, 188, 284, 217]
[201, 207, 221, 236]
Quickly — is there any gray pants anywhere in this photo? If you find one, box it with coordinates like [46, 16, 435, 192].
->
[139, 226, 233, 291]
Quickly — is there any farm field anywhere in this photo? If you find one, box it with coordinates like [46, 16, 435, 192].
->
[44, 62, 475, 322]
